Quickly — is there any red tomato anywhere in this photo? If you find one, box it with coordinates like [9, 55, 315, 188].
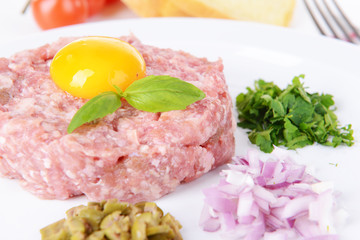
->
[105, 0, 118, 4]
[31, 0, 88, 30]
[86, 0, 106, 16]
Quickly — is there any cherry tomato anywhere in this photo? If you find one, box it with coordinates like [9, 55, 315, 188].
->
[86, 0, 106, 16]
[31, 0, 88, 30]
[50, 37, 147, 99]
[105, 0, 118, 4]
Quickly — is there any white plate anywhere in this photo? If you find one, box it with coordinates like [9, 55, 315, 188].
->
[0, 18, 359, 239]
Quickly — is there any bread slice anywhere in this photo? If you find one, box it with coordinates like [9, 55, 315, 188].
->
[121, 0, 167, 17]
[121, 0, 296, 26]
[160, 1, 190, 17]
[169, 0, 296, 26]
[122, 0, 190, 17]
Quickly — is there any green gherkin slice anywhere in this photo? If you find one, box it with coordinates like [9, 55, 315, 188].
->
[40, 199, 182, 240]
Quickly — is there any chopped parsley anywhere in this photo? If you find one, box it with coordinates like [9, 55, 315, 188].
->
[236, 75, 354, 153]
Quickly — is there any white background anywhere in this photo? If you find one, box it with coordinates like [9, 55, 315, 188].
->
[1, 0, 360, 44]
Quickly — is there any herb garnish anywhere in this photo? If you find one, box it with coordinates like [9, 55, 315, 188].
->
[236, 75, 354, 153]
[68, 75, 206, 133]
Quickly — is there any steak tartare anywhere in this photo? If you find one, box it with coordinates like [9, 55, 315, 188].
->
[0, 36, 235, 202]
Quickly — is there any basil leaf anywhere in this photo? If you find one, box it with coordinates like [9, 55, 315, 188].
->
[67, 91, 121, 133]
[124, 75, 205, 112]
[113, 85, 124, 96]
[67, 75, 205, 133]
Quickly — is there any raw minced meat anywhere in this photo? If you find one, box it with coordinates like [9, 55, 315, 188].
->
[0, 36, 235, 202]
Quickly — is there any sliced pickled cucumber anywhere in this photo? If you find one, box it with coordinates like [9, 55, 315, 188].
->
[40, 199, 182, 240]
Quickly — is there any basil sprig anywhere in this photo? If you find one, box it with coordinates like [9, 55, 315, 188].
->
[67, 75, 206, 133]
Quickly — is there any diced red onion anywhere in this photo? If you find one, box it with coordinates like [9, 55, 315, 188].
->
[200, 149, 345, 239]
[199, 203, 221, 232]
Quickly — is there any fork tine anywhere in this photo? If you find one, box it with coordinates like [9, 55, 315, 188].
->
[322, 0, 355, 43]
[331, 0, 360, 39]
[313, 0, 342, 39]
[304, 0, 327, 35]
[304, 0, 360, 44]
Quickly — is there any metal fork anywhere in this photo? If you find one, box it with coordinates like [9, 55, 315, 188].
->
[304, 0, 360, 44]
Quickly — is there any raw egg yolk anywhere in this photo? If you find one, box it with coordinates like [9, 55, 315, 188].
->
[50, 36, 146, 99]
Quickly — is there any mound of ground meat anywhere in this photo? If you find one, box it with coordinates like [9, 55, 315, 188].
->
[0, 36, 235, 202]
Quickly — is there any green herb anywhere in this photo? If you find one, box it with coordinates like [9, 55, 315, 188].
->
[125, 75, 205, 112]
[67, 75, 205, 133]
[67, 92, 122, 134]
[236, 75, 354, 153]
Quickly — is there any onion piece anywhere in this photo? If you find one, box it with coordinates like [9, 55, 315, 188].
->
[199, 149, 345, 239]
